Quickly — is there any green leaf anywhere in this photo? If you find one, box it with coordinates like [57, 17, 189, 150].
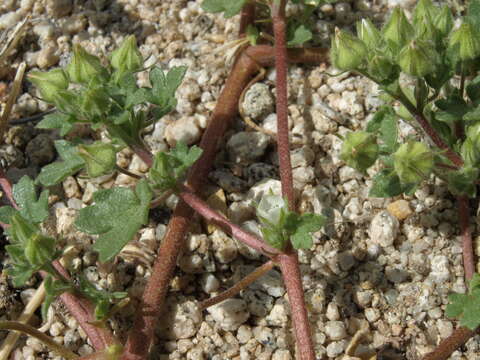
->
[374, 109, 398, 154]
[369, 168, 414, 197]
[447, 167, 479, 198]
[366, 106, 395, 133]
[75, 179, 152, 262]
[466, 75, 480, 102]
[0, 206, 16, 224]
[287, 25, 313, 47]
[201, 0, 247, 18]
[147, 66, 187, 118]
[149, 142, 203, 191]
[446, 274, 480, 330]
[42, 276, 72, 319]
[13, 176, 49, 224]
[285, 213, 325, 250]
[435, 95, 469, 124]
[261, 226, 285, 250]
[7, 261, 34, 287]
[37, 112, 74, 137]
[466, 0, 480, 33]
[37, 141, 85, 187]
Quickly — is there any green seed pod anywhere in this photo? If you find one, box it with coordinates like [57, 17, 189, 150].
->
[341, 131, 379, 173]
[28, 69, 69, 103]
[331, 28, 368, 71]
[80, 86, 110, 117]
[413, 0, 439, 41]
[382, 7, 415, 51]
[66, 44, 108, 84]
[398, 40, 437, 77]
[78, 142, 117, 178]
[368, 55, 396, 81]
[434, 5, 454, 36]
[110, 35, 143, 77]
[394, 141, 433, 184]
[449, 22, 480, 61]
[356, 19, 382, 49]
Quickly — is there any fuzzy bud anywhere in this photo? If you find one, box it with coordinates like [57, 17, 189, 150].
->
[341, 131, 379, 173]
[394, 141, 433, 184]
[356, 19, 382, 49]
[110, 35, 143, 78]
[449, 22, 480, 61]
[398, 40, 437, 77]
[382, 7, 414, 51]
[331, 27, 367, 71]
[434, 5, 454, 36]
[28, 69, 68, 103]
[67, 44, 108, 84]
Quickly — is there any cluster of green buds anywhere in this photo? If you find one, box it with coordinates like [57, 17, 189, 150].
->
[330, 0, 480, 80]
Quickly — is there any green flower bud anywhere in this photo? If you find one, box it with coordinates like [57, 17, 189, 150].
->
[80, 86, 110, 117]
[382, 7, 414, 51]
[110, 35, 143, 76]
[78, 142, 117, 178]
[331, 27, 368, 71]
[28, 69, 68, 103]
[67, 44, 108, 84]
[398, 40, 437, 77]
[356, 19, 382, 49]
[434, 5, 454, 36]
[393, 141, 433, 184]
[256, 194, 288, 226]
[447, 166, 479, 198]
[341, 131, 379, 172]
[449, 22, 480, 61]
[413, 0, 438, 40]
[461, 138, 479, 166]
[25, 233, 56, 267]
[368, 55, 396, 81]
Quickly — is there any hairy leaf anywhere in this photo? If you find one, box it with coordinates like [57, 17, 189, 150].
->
[201, 0, 247, 18]
[13, 176, 49, 224]
[75, 179, 152, 262]
[37, 112, 74, 137]
[37, 141, 85, 187]
[446, 274, 480, 330]
[285, 213, 325, 249]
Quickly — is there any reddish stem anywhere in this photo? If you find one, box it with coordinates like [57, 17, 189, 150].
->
[422, 327, 477, 360]
[239, 2, 256, 37]
[277, 250, 315, 360]
[271, 0, 295, 210]
[50, 261, 117, 351]
[457, 196, 475, 282]
[179, 189, 279, 255]
[122, 46, 328, 360]
[0, 169, 18, 210]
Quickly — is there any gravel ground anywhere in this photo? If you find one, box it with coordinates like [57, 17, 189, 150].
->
[0, 0, 479, 359]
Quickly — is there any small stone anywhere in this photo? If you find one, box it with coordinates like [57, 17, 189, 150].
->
[242, 83, 274, 122]
[209, 169, 247, 193]
[369, 211, 399, 247]
[385, 267, 409, 283]
[210, 230, 238, 264]
[207, 299, 250, 331]
[46, 0, 72, 18]
[365, 308, 380, 323]
[36, 45, 59, 68]
[242, 289, 274, 317]
[33, 22, 56, 41]
[252, 268, 285, 297]
[326, 340, 347, 358]
[245, 162, 278, 186]
[63, 176, 81, 198]
[165, 117, 202, 146]
[326, 302, 340, 321]
[25, 134, 55, 165]
[429, 255, 450, 283]
[272, 349, 292, 360]
[325, 321, 347, 340]
[253, 326, 275, 346]
[387, 200, 412, 220]
[266, 301, 289, 327]
[0, 12, 21, 30]
[227, 132, 270, 164]
[200, 273, 219, 293]
[237, 325, 253, 344]
[246, 178, 282, 204]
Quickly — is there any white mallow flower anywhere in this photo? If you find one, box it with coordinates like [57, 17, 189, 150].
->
[256, 194, 288, 226]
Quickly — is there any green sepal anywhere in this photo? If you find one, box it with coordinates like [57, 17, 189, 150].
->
[37, 112, 75, 137]
[447, 167, 479, 198]
[28, 69, 69, 103]
[78, 142, 117, 178]
[66, 44, 109, 84]
[340, 131, 379, 173]
[369, 168, 415, 198]
[331, 28, 367, 71]
[393, 141, 434, 184]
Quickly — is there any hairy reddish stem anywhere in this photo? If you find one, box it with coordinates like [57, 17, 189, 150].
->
[199, 260, 275, 310]
[50, 261, 117, 351]
[277, 251, 315, 360]
[179, 189, 279, 255]
[271, 0, 295, 210]
[239, 2, 256, 37]
[457, 196, 475, 281]
[0, 169, 18, 210]
[422, 327, 478, 360]
[122, 46, 328, 360]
